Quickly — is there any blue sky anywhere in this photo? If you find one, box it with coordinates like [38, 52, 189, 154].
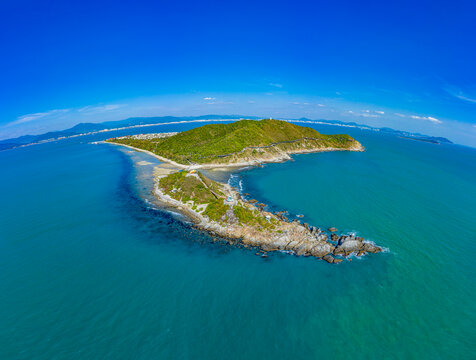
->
[1, 0, 475, 146]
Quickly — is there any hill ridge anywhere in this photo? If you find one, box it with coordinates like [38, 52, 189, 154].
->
[107, 119, 363, 167]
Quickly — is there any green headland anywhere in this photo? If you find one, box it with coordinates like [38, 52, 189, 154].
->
[106, 119, 363, 167]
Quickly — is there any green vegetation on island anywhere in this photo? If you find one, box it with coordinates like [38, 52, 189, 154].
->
[159, 170, 227, 222]
[158, 170, 278, 230]
[107, 119, 361, 166]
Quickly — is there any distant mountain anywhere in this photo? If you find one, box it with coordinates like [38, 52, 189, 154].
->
[0, 115, 452, 151]
[0, 115, 256, 151]
[296, 118, 453, 144]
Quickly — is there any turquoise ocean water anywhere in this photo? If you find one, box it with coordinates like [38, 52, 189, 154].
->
[0, 122, 475, 359]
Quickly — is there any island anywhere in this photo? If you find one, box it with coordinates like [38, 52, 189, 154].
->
[106, 119, 364, 168]
[106, 119, 383, 263]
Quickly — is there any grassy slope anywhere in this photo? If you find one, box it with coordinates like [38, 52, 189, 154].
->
[109, 119, 358, 164]
[158, 171, 276, 230]
[159, 171, 228, 221]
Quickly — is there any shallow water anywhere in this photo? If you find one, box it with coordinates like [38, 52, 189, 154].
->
[0, 122, 474, 359]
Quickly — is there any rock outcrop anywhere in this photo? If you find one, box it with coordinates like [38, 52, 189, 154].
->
[153, 170, 384, 264]
[333, 235, 382, 257]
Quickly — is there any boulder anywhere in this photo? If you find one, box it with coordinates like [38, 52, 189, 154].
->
[322, 255, 343, 264]
[294, 241, 315, 256]
[334, 238, 364, 255]
[311, 243, 334, 257]
[336, 235, 348, 245]
[362, 242, 382, 253]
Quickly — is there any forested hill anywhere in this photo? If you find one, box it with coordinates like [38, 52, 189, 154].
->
[108, 119, 361, 165]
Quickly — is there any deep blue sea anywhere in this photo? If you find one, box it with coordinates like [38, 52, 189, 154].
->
[0, 121, 475, 359]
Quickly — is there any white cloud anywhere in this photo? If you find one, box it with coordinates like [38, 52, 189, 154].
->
[361, 113, 379, 118]
[347, 109, 379, 118]
[78, 104, 123, 113]
[269, 83, 283, 88]
[426, 116, 442, 124]
[445, 86, 476, 104]
[395, 113, 442, 124]
[15, 113, 48, 124]
[11, 109, 69, 126]
[205, 100, 234, 105]
[102, 104, 122, 111]
[454, 94, 476, 104]
[376, 111, 385, 114]
[8, 103, 126, 128]
[317, 103, 325, 107]
[203, 97, 216, 101]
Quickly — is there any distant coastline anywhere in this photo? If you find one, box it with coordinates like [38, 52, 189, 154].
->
[398, 136, 444, 144]
[0, 119, 240, 151]
[0, 115, 453, 151]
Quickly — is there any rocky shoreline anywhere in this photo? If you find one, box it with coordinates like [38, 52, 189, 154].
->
[152, 172, 383, 263]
